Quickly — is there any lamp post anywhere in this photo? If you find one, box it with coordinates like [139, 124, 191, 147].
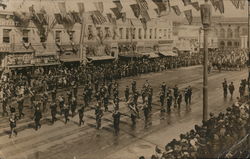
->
[200, 0, 211, 121]
[198, 27, 202, 53]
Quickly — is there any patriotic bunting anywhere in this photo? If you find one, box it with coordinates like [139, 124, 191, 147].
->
[130, 4, 140, 19]
[171, 5, 181, 16]
[191, 2, 200, 11]
[184, 9, 193, 25]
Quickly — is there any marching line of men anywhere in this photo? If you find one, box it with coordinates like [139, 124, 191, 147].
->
[159, 82, 192, 113]
[222, 78, 247, 100]
[4, 79, 193, 138]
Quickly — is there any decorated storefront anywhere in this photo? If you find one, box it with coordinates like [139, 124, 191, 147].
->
[32, 44, 60, 66]
[56, 42, 80, 63]
[6, 44, 34, 68]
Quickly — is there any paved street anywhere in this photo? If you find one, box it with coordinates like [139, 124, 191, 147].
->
[0, 66, 247, 159]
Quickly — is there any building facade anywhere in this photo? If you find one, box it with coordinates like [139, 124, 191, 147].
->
[0, 1, 173, 69]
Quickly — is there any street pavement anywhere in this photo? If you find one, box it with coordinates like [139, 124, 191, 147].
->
[0, 65, 247, 159]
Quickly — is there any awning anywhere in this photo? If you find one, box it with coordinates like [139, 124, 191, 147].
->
[60, 58, 81, 62]
[119, 53, 146, 58]
[8, 64, 34, 68]
[33, 44, 57, 56]
[158, 51, 178, 57]
[87, 56, 115, 61]
[140, 52, 159, 58]
[35, 62, 60, 66]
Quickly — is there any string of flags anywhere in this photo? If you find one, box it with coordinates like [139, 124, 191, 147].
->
[10, 0, 247, 35]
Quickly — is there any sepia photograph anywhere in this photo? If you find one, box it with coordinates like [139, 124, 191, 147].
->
[0, 0, 249, 159]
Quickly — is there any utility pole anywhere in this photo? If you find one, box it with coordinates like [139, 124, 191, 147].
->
[200, 0, 211, 121]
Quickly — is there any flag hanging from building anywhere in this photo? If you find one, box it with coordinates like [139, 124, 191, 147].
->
[140, 9, 150, 22]
[37, 13, 48, 25]
[191, 2, 200, 11]
[107, 13, 117, 25]
[54, 13, 63, 24]
[110, 7, 122, 19]
[70, 11, 82, 24]
[152, 0, 166, 14]
[94, 2, 104, 13]
[239, 0, 245, 9]
[140, 18, 147, 31]
[130, 4, 140, 19]
[58, 2, 67, 17]
[121, 12, 126, 22]
[210, 0, 218, 11]
[113, 0, 123, 11]
[171, 5, 181, 16]
[91, 10, 107, 25]
[217, 0, 224, 14]
[77, 3, 85, 16]
[182, 0, 191, 6]
[184, 9, 192, 25]
[230, 0, 240, 9]
[13, 12, 30, 27]
[136, 0, 148, 10]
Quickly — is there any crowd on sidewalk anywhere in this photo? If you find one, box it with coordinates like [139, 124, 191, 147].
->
[140, 79, 250, 159]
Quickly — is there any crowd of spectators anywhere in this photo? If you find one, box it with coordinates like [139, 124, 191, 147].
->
[209, 48, 247, 71]
[140, 95, 250, 159]
[0, 55, 202, 99]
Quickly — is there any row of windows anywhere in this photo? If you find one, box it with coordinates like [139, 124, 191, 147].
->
[220, 41, 240, 47]
[2, 27, 172, 44]
[216, 27, 247, 39]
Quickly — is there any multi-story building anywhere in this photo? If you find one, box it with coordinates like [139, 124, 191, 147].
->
[0, 0, 174, 69]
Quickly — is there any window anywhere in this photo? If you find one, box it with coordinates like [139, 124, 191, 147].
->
[132, 28, 136, 39]
[3, 29, 11, 43]
[55, 31, 61, 43]
[68, 31, 75, 41]
[168, 29, 171, 39]
[154, 28, 157, 39]
[235, 28, 240, 38]
[144, 29, 147, 39]
[119, 28, 123, 39]
[164, 29, 167, 37]
[149, 29, 152, 39]
[220, 28, 225, 38]
[105, 27, 111, 38]
[227, 41, 232, 47]
[227, 28, 233, 38]
[159, 29, 162, 39]
[138, 28, 142, 39]
[126, 28, 129, 39]
[22, 30, 29, 43]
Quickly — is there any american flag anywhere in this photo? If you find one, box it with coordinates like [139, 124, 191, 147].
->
[91, 10, 107, 25]
[136, 0, 148, 10]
